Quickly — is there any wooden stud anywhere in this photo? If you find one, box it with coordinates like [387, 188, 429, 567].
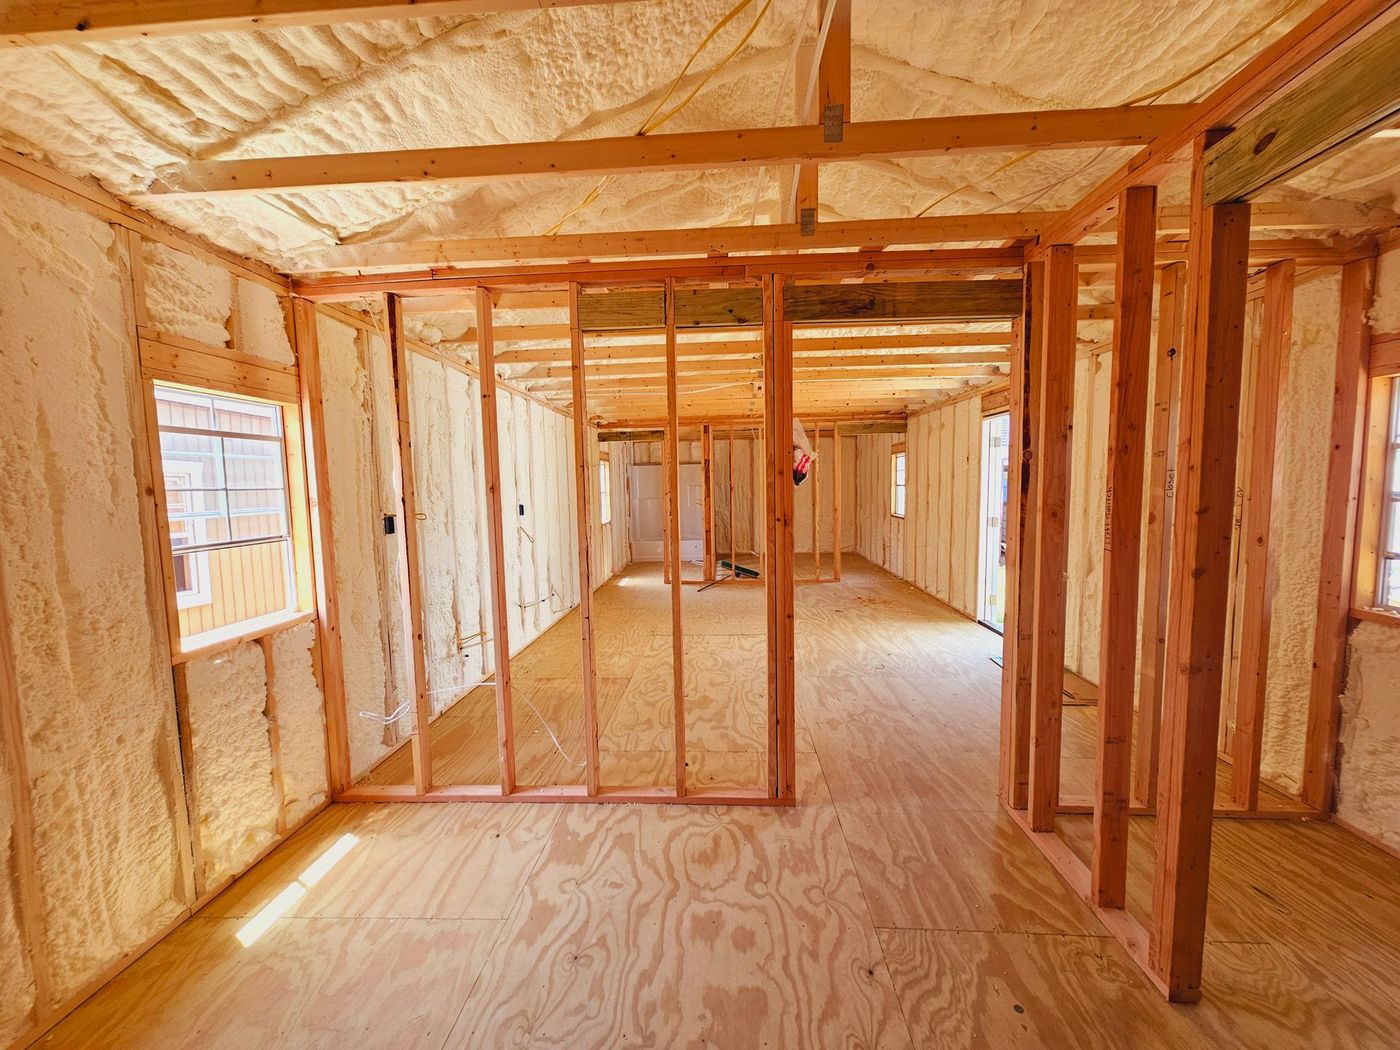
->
[1133, 262, 1186, 808]
[1149, 129, 1252, 1003]
[1230, 261, 1295, 809]
[116, 226, 198, 902]
[385, 295, 434, 795]
[568, 284, 602, 795]
[1301, 256, 1376, 812]
[0, 555, 54, 1022]
[257, 634, 288, 834]
[999, 260, 1042, 811]
[1026, 245, 1077, 832]
[833, 421, 843, 580]
[475, 287, 518, 795]
[1092, 185, 1157, 908]
[664, 280, 686, 795]
[765, 276, 798, 800]
[290, 299, 352, 795]
[812, 422, 821, 579]
[730, 426, 738, 573]
[702, 423, 716, 582]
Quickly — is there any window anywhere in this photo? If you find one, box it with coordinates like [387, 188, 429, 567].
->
[891, 443, 907, 518]
[155, 383, 299, 648]
[1377, 382, 1400, 610]
[598, 455, 612, 525]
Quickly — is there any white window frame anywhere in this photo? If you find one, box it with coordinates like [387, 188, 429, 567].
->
[599, 455, 613, 526]
[1377, 381, 1400, 610]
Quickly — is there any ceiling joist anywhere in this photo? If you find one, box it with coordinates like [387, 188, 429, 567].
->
[142, 105, 1192, 197]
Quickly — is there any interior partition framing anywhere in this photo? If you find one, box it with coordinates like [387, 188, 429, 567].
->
[329, 266, 823, 806]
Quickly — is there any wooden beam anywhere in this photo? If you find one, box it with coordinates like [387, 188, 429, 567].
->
[783, 280, 1024, 323]
[1150, 130, 1251, 1003]
[292, 247, 1026, 298]
[1301, 256, 1376, 811]
[149, 106, 1192, 197]
[575, 281, 1024, 330]
[568, 284, 602, 796]
[1203, 16, 1400, 204]
[1026, 244, 1077, 831]
[1133, 262, 1185, 807]
[811, 422, 821, 579]
[500, 333, 1012, 365]
[1230, 261, 1295, 809]
[305, 199, 1395, 272]
[475, 286, 518, 794]
[999, 259, 1042, 811]
[385, 294, 434, 795]
[1092, 185, 1156, 909]
[519, 350, 1009, 379]
[310, 212, 1055, 270]
[1035, 0, 1398, 245]
[664, 280, 686, 795]
[0, 0, 647, 46]
[290, 299, 351, 795]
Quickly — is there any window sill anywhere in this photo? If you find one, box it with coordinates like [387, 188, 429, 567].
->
[1351, 607, 1400, 629]
[173, 609, 316, 665]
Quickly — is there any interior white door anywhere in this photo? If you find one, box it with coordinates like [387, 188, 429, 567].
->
[629, 462, 705, 563]
[978, 412, 1011, 631]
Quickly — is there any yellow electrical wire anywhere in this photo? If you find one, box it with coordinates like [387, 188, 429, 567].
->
[544, 0, 774, 236]
[912, 0, 1312, 220]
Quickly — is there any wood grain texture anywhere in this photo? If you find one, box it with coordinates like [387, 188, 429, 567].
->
[36, 558, 1400, 1049]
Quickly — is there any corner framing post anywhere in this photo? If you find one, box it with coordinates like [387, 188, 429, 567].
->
[1134, 261, 1186, 809]
[1027, 244, 1076, 832]
[1000, 259, 1042, 810]
[386, 294, 434, 795]
[1092, 184, 1156, 907]
[1150, 129, 1251, 1002]
[1230, 260, 1295, 809]
[290, 298, 351, 796]
[569, 283, 602, 795]
[476, 286, 518, 795]
[1301, 256, 1375, 812]
[665, 279, 687, 795]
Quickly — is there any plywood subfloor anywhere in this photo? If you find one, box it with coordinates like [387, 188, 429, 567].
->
[41, 556, 1400, 1048]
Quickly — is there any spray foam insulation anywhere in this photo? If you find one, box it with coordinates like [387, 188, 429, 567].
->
[269, 621, 329, 826]
[316, 312, 401, 777]
[140, 240, 234, 347]
[0, 1, 1380, 274]
[0, 177, 186, 1005]
[183, 642, 279, 887]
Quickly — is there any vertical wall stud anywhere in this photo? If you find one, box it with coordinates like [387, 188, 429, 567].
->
[568, 284, 602, 795]
[476, 287, 518, 795]
[1092, 184, 1156, 907]
[1150, 129, 1251, 1002]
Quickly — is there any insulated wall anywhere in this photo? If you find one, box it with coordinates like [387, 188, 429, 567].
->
[0, 174, 328, 1047]
[855, 398, 982, 618]
[792, 432, 855, 557]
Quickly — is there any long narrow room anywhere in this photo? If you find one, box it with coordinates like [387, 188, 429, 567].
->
[2, 2, 1400, 1047]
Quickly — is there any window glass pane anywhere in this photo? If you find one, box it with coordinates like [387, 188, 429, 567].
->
[155, 382, 297, 647]
[1387, 499, 1400, 556]
[1382, 557, 1400, 609]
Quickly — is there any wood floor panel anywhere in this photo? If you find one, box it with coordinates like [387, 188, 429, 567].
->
[203, 801, 558, 921]
[39, 916, 499, 1050]
[445, 755, 912, 1049]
